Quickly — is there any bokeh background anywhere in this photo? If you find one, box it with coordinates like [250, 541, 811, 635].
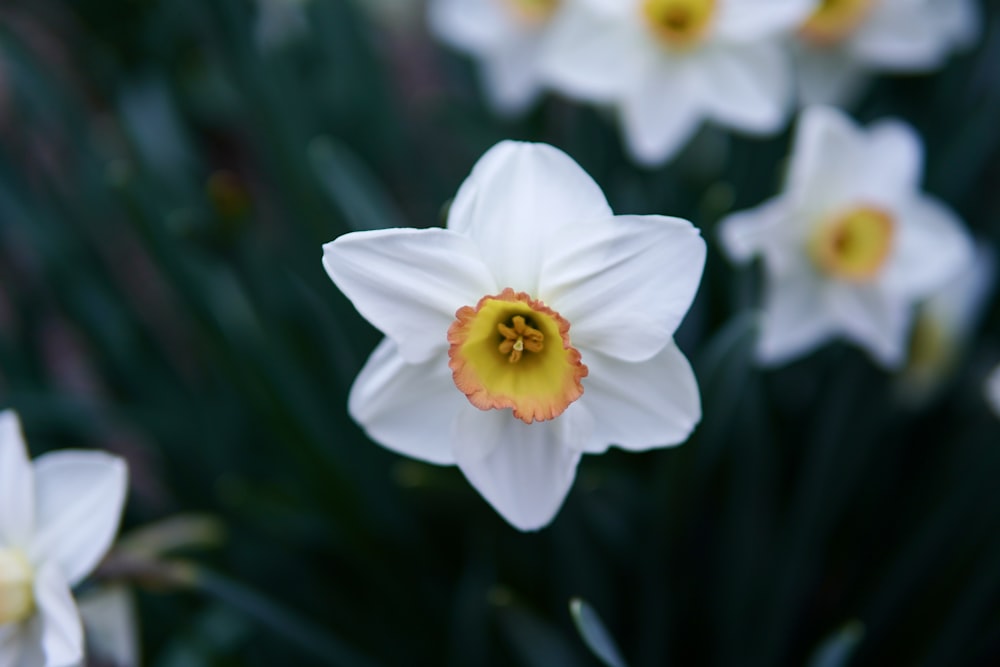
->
[2, 0, 1000, 665]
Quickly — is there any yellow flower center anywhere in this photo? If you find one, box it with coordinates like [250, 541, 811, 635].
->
[642, 0, 717, 50]
[800, 0, 874, 46]
[448, 288, 588, 424]
[504, 0, 560, 25]
[0, 549, 34, 625]
[809, 205, 895, 282]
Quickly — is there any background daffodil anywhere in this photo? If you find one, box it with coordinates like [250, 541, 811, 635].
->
[323, 140, 706, 530]
[539, 0, 818, 165]
[0, 411, 128, 667]
[718, 106, 973, 368]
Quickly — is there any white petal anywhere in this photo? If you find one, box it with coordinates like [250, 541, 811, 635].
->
[786, 106, 867, 214]
[540, 6, 643, 101]
[881, 195, 972, 298]
[452, 405, 592, 531]
[579, 342, 700, 453]
[828, 286, 911, 368]
[757, 267, 838, 366]
[322, 228, 498, 364]
[480, 36, 545, 115]
[29, 452, 128, 587]
[715, 0, 818, 41]
[541, 215, 705, 362]
[428, 0, 519, 53]
[348, 339, 464, 465]
[447, 141, 613, 293]
[619, 61, 704, 165]
[718, 196, 803, 275]
[698, 41, 792, 133]
[850, 0, 959, 70]
[0, 623, 28, 667]
[0, 411, 34, 549]
[849, 118, 924, 208]
[33, 565, 83, 667]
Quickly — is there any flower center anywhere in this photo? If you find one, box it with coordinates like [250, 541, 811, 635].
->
[642, 0, 716, 49]
[0, 549, 35, 625]
[448, 288, 588, 424]
[809, 205, 895, 282]
[799, 0, 874, 45]
[503, 0, 560, 25]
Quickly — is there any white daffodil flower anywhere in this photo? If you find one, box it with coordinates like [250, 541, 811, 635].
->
[718, 106, 972, 368]
[0, 410, 128, 667]
[899, 243, 995, 403]
[793, 0, 979, 106]
[539, 0, 819, 165]
[429, 0, 564, 115]
[324, 141, 705, 530]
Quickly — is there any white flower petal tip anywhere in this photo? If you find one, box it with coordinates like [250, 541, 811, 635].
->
[719, 107, 973, 369]
[793, 0, 981, 106]
[0, 410, 129, 667]
[323, 141, 705, 530]
[539, 0, 802, 165]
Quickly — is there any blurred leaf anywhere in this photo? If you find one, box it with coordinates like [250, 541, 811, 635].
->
[569, 597, 629, 667]
[806, 622, 865, 667]
[310, 137, 408, 232]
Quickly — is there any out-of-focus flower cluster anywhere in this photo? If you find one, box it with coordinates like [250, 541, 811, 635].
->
[430, 0, 978, 164]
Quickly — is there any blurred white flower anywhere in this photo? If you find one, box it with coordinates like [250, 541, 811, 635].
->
[429, 0, 565, 114]
[793, 0, 979, 105]
[898, 243, 995, 403]
[539, 0, 818, 165]
[323, 141, 705, 530]
[718, 106, 972, 368]
[984, 364, 1000, 418]
[0, 410, 128, 667]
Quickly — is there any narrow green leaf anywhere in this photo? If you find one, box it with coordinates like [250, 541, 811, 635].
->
[807, 621, 864, 667]
[569, 598, 629, 667]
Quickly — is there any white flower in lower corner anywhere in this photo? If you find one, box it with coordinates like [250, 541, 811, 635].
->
[539, 0, 818, 165]
[793, 0, 979, 105]
[323, 141, 705, 530]
[718, 106, 972, 368]
[429, 0, 565, 115]
[0, 411, 128, 667]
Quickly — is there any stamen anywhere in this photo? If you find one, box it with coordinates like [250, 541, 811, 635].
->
[498, 315, 544, 363]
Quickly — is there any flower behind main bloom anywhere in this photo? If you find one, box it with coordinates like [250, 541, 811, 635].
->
[0, 410, 128, 667]
[538, 0, 818, 165]
[429, 0, 565, 115]
[793, 0, 979, 105]
[718, 106, 973, 368]
[323, 141, 706, 530]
